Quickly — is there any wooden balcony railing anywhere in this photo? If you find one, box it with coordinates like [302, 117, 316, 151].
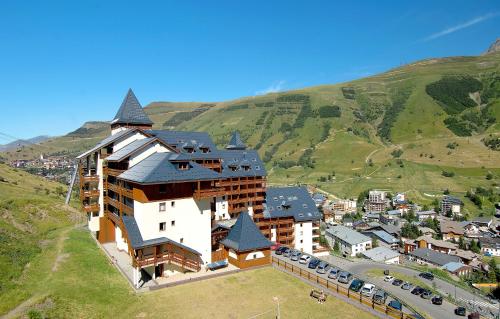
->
[103, 167, 125, 177]
[81, 175, 99, 183]
[80, 189, 100, 198]
[193, 187, 227, 200]
[136, 251, 201, 272]
[82, 203, 100, 213]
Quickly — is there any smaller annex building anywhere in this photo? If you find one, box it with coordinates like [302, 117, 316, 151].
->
[221, 212, 273, 269]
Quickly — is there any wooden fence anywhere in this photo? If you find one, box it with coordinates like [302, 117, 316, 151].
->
[272, 257, 419, 319]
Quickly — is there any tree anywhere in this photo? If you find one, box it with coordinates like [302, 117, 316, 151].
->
[488, 258, 499, 282]
[401, 223, 421, 239]
[458, 236, 466, 250]
[470, 240, 480, 254]
[333, 240, 340, 253]
[372, 237, 379, 248]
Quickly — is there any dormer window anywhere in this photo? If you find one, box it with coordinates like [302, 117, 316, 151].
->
[184, 147, 194, 153]
[241, 164, 251, 171]
[228, 163, 239, 172]
[178, 162, 189, 170]
[200, 146, 210, 153]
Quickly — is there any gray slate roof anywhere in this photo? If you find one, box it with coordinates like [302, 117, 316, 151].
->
[325, 225, 372, 246]
[370, 230, 399, 244]
[106, 137, 154, 161]
[76, 129, 138, 159]
[226, 131, 246, 150]
[409, 248, 461, 266]
[219, 150, 266, 178]
[118, 152, 221, 184]
[111, 89, 153, 125]
[146, 130, 217, 153]
[122, 216, 201, 255]
[221, 212, 273, 252]
[362, 246, 400, 262]
[264, 186, 322, 222]
[443, 195, 463, 205]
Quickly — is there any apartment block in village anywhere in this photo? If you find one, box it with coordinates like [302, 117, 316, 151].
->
[77, 90, 324, 287]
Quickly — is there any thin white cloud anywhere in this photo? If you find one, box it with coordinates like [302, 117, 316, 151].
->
[422, 13, 498, 42]
[255, 80, 286, 95]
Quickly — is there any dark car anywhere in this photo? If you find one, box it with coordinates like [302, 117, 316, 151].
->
[275, 246, 287, 255]
[392, 279, 403, 286]
[388, 300, 402, 311]
[308, 258, 321, 269]
[419, 272, 434, 280]
[421, 289, 433, 299]
[431, 295, 443, 305]
[455, 306, 466, 316]
[316, 261, 331, 274]
[282, 247, 292, 257]
[337, 271, 353, 284]
[348, 279, 364, 292]
[411, 286, 424, 295]
[373, 289, 387, 305]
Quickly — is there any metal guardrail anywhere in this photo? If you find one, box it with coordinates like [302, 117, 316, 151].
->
[272, 257, 419, 319]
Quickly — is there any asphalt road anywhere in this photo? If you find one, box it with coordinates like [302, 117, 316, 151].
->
[274, 252, 479, 319]
[325, 255, 499, 318]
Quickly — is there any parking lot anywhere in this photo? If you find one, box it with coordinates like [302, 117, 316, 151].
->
[273, 249, 474, 319]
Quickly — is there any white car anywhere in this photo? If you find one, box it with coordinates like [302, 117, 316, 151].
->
[384, 275, 394, 282]
[361, 283, 376, 297]
[299, 255, 311, 264]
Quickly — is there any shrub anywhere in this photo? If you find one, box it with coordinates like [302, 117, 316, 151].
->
[441, 171, 455, 177]
[318, 105, 341, 118]
[391, 149, 403, 158]
[377, 86, 412, 141]
[425, 75, 482, 115]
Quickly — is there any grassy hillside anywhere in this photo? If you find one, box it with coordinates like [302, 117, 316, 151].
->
[3, 53, 499, 215]
[0, 164, 78, 307]
[0, 228, 376, 319]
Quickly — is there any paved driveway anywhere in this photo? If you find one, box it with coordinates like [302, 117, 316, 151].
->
[326, 255, 499, 318]
[274, 252, 476, 319]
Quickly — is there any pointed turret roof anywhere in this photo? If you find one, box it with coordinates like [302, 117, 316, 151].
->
[221, 212, 273, 252]
[226, 131, 246, 150]
[111, 89, 153, 126]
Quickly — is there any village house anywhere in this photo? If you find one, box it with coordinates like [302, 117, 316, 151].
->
[408, 248, 462, 267]
[363, 230, 399, 250]
[440, 220, 465, 241]
[441, 262, 471, 277]
[472, 216, 494, 229]
[459, 221, 481, 238]
[325, 225, 372, 257]
[331, 199, 357, 213]
[441, 195, 463, 216]
[366, 190, 389, 213]
[479, 237, 500, 257]
[404, 235, 457, 254]
[362, 246, 401, 264]
[415, 210, 437, 222]
[76, 90, 325, 287]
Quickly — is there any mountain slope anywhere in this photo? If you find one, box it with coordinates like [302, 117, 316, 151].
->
[2, 51, 499, 214]
[0, 135, 50, 152]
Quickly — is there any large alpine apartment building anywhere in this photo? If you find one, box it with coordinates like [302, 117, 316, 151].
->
[77, 89, 325, 287]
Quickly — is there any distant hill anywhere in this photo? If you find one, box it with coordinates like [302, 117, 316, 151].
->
[484, 38, 500, 55]
[3, 44, 499, 215]
[0, 135, 50, 152]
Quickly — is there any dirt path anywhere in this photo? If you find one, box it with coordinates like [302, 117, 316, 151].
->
[2, 215, 79, 319]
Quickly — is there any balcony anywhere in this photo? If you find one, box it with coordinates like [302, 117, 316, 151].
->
[103, 167, 125, 177]
[81, 174, 99, 183]
[83, 203, 100, 213]
[80, 189, 100, 198]
[193, 187, 226, 200]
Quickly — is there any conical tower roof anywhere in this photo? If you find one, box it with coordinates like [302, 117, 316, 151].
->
[111, 89, 153, 125]
[221, 212, 272, 252]
[226, 131, 246, 150]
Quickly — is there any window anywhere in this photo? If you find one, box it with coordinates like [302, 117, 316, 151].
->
[222, 203, 226, 209]
[171, 220, 175, 226]
[159, 222, 166, 231]
[253, 254, 257, 259]
[300, 240, 303, 244]
[300, 231, 303, 236]
[159, 184, 166, 193]
[300, 223, 303, 227]
[180, 238, 184, 243]
[171, 201, 175, 208]
[159, 202, 166, 212]
[222, 196, 226, 200]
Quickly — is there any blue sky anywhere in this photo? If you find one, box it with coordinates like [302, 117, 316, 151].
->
[0, 1, 499, 140]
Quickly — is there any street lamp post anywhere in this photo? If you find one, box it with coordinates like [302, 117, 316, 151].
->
[273, 296, 280, 319]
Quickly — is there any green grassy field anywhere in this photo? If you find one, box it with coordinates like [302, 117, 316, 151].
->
[1, 227, 377, 319]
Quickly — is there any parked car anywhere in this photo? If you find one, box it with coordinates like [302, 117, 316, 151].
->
[299, 254, 311, 264]
[455, 306, 466, 316]
[431, 295, 443, 305]
[308, 258, 321, 269]
[419, 272, 434, 281]
[290, 250, 302, 261]
[361, 283, 376, 297]
[468, 312, 480, 319]
[328, 268, 339, 279]
[421, 290, 433, 299]
[275, 246, 287, 255]
[317, 261, 331, 274]
[282, 247, 292, 257]
[338, 271, 353, 284]
[411, 286, 425, 295]
[392, 279, 403, 286]
[271, 243, 281, 251]
[373, 289, 387, 305]
[384, 275, 394, 282]
[388, 300, 402, 311]
[401, 282, 413, 290]
[349, 279, 365, 292]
